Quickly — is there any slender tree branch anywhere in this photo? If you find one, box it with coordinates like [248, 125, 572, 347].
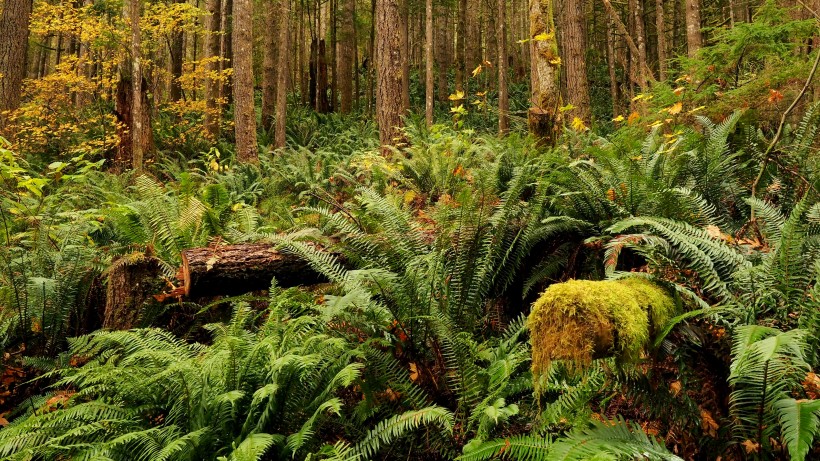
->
[750, 38, 820, 221]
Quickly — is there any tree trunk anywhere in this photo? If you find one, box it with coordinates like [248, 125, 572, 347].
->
[330, 0, 338, 111]
[205, 0, 223, 138]
[560, 0, 591, 123]
[223, 0, 234, 106]
[115, 0, 152, 173]
[180, 244, 332, 297]
[498, 0, 509, 134]
[435, 5, 450, 104]
[655, 0, 667, 81]
[275, 0, 292, 148]
[630, 0, 648, 86]
[528, 0, 561, 145]
[170, 0, 186, 102]
[262, 0, 279, 130]
[0, 0, 33, 126]
[601, 0, 654, 88]
[376, 0, 405, 149]
[400, 0, 410, 113]
[338, 0, 355, 113]
[104, 255, 162, 330]
[233, 0, 258, 161]
[685, 0, 702, 58]
[606, 15, 620, 115]
[455, 0, 467, 94]
[425, 0, 434, 126]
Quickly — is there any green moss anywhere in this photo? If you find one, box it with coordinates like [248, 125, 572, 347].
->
[527, 278, 676, 379]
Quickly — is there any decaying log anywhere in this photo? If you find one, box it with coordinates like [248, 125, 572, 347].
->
[104, 254, 162, 330]
[180, 243, 330, 298]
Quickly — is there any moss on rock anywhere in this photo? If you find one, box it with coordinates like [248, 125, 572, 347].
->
[527, 277, 676, 378]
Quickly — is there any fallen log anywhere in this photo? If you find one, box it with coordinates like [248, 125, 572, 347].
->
[180, 243, 330, 298]
[527, 278, 676, 377]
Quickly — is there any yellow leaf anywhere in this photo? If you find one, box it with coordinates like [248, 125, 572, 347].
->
[673, 86, 686, 96]
[448, 90, 465, 101]
[627, 112, 641, 125]
[549, 57, 562, 66]
[471, 64, 483, 78]
[667, 102, 683, 115]
[533, 31, 554, 41]
[649, 120, 664, 128]
[688, 105, 706, 114]
[476, 91, 487, 97]
[612, 115, 625, 122]
[571, 117, 588, 132]
[559, 103, 576, 113]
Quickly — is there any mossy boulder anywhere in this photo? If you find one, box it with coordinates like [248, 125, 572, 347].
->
[527, 278, 677, 377]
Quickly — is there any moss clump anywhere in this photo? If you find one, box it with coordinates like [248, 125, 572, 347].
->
[527, 278, 676, 378]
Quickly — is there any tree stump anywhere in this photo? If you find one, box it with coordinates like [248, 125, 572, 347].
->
[104, 254, 162, 330]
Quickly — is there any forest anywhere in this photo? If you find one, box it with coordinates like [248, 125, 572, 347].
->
[1, 0, 820, 458]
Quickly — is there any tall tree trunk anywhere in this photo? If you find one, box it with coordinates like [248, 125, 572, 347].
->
[498, 0, 509, 134]
[233, 0, 258, 161]
[630, 0, 648, 84]
[601, 0, 654, 88]
[400, 0, 410, 113]
[455, 0, 467, 94]
[655, 0, 667, 80]
[330, 0, 338, 111]
[435, 5, 449, 103]
[560, 0, 592, 123]
[262, 0, 279, 130]
[606, 15, 620, 115]
[0, 0, 34, 126]
[685, 0, 702, 58]
[528, 0, 561, 145]
[338, 0, 355, 113]
[425, 0, 434, 126]
[275, 0, 292, 148]
[223, 0, 234, 106]
[205, 0, 223, 138]
[376, 0, 405, 149]
[485, 0, 497, 89]
[170, 0, 186, 102]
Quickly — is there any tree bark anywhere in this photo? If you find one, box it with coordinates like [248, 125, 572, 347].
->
[655, 0, 667, 81]
[400, 0, 410, 113]
[630, 0, 648, 86]
[104, 255, 162, 330]
[233, 0, 258, 161]
[180, 244, 332, 297]
[685, 0, 702, 58]
[560, 0, 592, 123]
[275, 0, 292, 148]
[455, 0, 467, 94]
[170, 0, 186, 102]
[601, 0, 655, 88]
[376, 0, 405, 149]
[338, 0, 356, 113]
[498, 0, 509, 134]
[606, 15, 620, 115]
[262, 0, 279, 130]
[205, 0, 223, 138]
[0, 0, 33, 126]
[425, 0, 434, 126]
[435, 5, 450, 104]
[528, 0, 561, 145]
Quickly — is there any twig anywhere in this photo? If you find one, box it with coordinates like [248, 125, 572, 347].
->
[750, 33, 820, 221]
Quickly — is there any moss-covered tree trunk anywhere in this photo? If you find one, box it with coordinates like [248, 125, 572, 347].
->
[528, 0, 561, 146]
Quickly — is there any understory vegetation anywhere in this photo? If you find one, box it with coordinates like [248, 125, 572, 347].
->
[2, 2, 820, 460]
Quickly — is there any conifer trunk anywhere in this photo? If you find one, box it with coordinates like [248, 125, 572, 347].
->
[205, 0, 223, 138]
[233, 0, 258, 161]
[560, 0, 591, 123]
[685, 0, 702, 57]
[425, 0, 434, 126]
[0, 0, 33, 126]
[376, 0, 405, 149]
[275, 0, 292, 148]
[338, 0, 356, 113]
[498, 0, 509, 134]
[262, 0, 279, 130]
